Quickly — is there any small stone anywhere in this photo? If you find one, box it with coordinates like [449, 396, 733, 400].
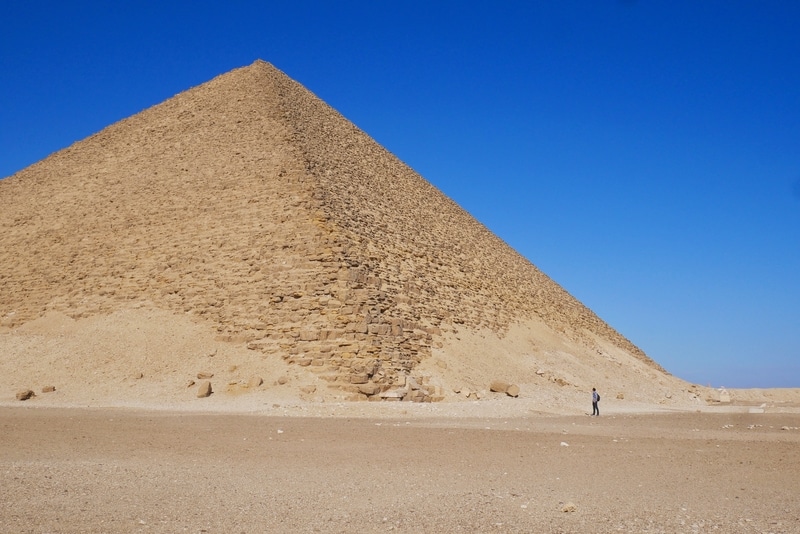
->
[561, 502, 577, 513]
[133, 372, 144, 379]
[197, 371, 214, 379]
[196, 380, 212, 398]
[781, 426, 790, 431]
[506, 384, 520, 397]
[560, 441, 569, 447]
[277, 376, 288, 385]
[248, 376, 263, 388]
[16, 389, 35, 401]
[490, 380, 510, 393]
[41, 386, 56, 393]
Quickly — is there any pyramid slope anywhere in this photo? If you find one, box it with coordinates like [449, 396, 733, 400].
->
[1, 61, 666, 403]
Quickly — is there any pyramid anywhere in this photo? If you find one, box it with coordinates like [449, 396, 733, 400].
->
[0, 60, 668, 402]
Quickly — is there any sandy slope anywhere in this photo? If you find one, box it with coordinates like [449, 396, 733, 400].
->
[3, 306, 799, 416]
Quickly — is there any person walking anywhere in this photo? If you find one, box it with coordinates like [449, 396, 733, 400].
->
[591, 387, 600, 416]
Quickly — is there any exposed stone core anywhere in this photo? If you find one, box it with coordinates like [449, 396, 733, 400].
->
[0, 60, 664, 401]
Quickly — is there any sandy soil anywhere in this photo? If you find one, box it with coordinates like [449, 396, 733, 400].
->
[2, 407, 799, 533]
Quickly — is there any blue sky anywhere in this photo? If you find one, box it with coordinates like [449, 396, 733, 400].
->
[1, 1, 798, 387]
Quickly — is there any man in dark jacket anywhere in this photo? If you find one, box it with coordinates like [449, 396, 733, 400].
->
[592, 388, 600, 416]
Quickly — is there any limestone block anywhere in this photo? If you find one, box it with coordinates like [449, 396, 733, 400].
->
[358, 383, 381, 396]
[506, 384, 520, 397]
[351, 321, 368, 334]
[368, 324, 391, 335]
[298, 330, 319, 341]
[350, 374, 369, 384]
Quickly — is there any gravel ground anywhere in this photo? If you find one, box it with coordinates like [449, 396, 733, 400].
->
[2, 407, 798, 533]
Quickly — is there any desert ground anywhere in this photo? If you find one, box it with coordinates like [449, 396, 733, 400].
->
[1, 406, 799, 533]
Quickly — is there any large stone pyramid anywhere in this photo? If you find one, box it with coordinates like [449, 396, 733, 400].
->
[0, 60, 667, 401]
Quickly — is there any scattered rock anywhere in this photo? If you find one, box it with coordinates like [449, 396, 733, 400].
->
[16, 389, 35, 401]
[358, 383, 381, 396]
[186, 380, 195, 388]
[197, 371, 214, 379]
[535, 369, 546, 376]
[616, 392, 624, 400]
[248, 376, 263, 388]
[133, 372, 144, 380]
[299, 385, 317, 394]
[506, 384, 520, 397]
[490, 380, 510, 393]
[196, 380, 212, 398]
[560, 441, 569, 447]
[277, 376, 289, 385]
[41, 386, 56, 393]
[781, 426, 790, 431]
[561, 502, 577, 513]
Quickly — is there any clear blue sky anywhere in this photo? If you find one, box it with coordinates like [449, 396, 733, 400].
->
[2, 1, 798, 387]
